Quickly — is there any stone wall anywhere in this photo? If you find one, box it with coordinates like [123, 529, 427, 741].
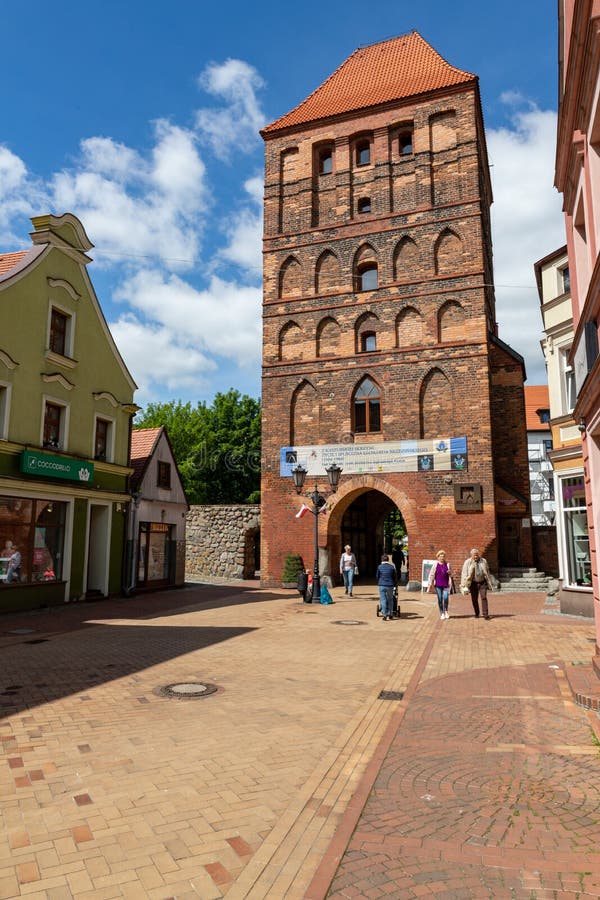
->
[186, 505, 260, 580]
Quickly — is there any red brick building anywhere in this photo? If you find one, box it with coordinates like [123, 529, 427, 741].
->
[260, 32, 532, 586]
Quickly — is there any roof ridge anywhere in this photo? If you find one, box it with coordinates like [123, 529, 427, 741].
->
[262, 31, 476, 136]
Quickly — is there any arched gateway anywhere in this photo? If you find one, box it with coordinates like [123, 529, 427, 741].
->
[259, 34, 533, 588]
[326, 479, 414, 579]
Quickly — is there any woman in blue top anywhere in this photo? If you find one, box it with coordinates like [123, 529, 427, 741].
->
[376, 553, 397, 621]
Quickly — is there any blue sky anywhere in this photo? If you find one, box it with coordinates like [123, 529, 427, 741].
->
[1, 0, 564, 409]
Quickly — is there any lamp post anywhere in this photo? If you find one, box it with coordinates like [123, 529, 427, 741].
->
[292, 462, 342, 602]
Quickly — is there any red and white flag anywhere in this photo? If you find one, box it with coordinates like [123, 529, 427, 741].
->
[295, 503, 311, 518]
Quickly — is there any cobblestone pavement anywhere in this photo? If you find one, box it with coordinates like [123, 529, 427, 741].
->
[314, 593, 600, 900]
[0, 584, 597, 899]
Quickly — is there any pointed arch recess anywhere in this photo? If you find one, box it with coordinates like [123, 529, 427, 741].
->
[438, 300, 466, 343]
[419, 368, 454, 439]
[290, 379, 319, 446]
[393, 236, 418, 281]
[279, 256, 303, 298]
[396, 306, 424, 347]
[434, 229, 463, 275]
[316, 316, 341, 357]
[279, 321, 302, 361]
[315, 250, 341, 294]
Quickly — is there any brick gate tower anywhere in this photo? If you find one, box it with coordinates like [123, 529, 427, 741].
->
[260, 32, 532, 588]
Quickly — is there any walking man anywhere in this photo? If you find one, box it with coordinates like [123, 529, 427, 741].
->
[376, 553, 397, 621]
[460, 548, 493, 619]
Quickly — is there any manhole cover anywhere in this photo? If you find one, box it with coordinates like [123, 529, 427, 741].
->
[333, 620, 367, 626]
[378, 690, 404, 701]
[154, 682, 218, 699]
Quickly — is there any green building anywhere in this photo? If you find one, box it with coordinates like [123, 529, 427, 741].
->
[0, 213, 137, 612]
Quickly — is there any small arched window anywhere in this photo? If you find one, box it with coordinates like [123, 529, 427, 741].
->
[357, 197, 371, 214]
[354, 378, 381, 433]
[356, 140, 371, 166]
[399, 130, 413, 155]
[360, 332, 377, 353]
[319, 149, 333, 175]
[357, 264, 378, 292]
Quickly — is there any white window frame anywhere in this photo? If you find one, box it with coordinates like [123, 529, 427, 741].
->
[0, 381, 12, 441]
[92, 414, 115, 463]
[41, 395, 70, 452]
[46, 301, 76, 361]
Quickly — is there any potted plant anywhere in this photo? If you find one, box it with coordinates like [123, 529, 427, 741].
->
[282, 552, 305, 588]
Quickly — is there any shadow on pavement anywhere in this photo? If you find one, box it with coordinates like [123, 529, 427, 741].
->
[0, 621, 257, 719]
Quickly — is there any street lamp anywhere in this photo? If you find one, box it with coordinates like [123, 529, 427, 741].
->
[292, 462, 342, 602]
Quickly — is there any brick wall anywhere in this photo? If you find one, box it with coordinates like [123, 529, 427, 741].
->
[261, 77, 528, 586]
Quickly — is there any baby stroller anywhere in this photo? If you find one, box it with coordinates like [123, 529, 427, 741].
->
[376, 584, 401, 618]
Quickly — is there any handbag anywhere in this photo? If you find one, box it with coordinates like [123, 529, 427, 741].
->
[450, 576, 457, 595]
[354, 567, 359, 577]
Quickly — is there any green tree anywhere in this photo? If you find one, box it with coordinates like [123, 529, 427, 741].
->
[134, 390, 261, 505]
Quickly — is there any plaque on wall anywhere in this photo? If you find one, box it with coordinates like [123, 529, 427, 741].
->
[454, 483, 482, 511]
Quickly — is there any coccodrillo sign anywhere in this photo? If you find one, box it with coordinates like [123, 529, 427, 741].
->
[20, 450, 94, 483]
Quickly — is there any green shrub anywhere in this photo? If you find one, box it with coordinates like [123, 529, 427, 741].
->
[282, 553, 305, 584]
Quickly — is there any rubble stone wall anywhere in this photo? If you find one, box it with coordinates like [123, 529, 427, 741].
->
[186, 505, 260, 580]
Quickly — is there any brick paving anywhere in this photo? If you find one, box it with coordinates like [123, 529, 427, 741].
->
[0, 584, 598, 898]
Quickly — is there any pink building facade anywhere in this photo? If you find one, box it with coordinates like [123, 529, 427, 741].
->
[555, 0, 600, 670]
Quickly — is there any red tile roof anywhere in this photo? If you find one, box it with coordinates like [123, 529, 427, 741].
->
[0, 251, 27, 275]
[130, 427, 162, 486]
[524, 385, 550, 431]
[262, 31, 476, 135]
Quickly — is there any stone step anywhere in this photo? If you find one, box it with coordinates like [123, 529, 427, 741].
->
[497, 566, 555, 593]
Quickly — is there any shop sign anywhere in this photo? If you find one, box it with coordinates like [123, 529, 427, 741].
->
[20, 450, 94, 483]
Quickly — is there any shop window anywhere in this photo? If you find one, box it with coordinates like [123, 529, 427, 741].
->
[353, 377, 381, 433]
[561, 475, 591, 585]
[43, 401, 65, 449]
[356, 264, 378, 292]
[0, 497, 66, 585]
[360, 332, 377, 352]
[137, 522, 172, 585]
[157, 461, 171, 489]
[94, 417, 112, 461]
[357, 197, 371, 214]
[356, 141, 371, 166]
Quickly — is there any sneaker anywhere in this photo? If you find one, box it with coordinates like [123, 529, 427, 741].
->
[444, 611, 449, 619]
[440, 613, 445, 620]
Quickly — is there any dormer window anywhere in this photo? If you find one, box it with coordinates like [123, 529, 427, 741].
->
[537, 409, 551, 424]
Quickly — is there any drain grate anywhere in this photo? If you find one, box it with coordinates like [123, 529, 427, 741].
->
[378, 690, 404, 701]
[333, 620, 367, 626]
[154, 682, 218, 700]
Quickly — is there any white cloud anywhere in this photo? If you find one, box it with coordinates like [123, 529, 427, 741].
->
[114, 268, 262, 367]
[219, 175, 263, 273]
[0, 145, 46, 244]
[488, 104, 566, 382]
[51, 122, 207, 270]
[195, 59, 265, 159]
